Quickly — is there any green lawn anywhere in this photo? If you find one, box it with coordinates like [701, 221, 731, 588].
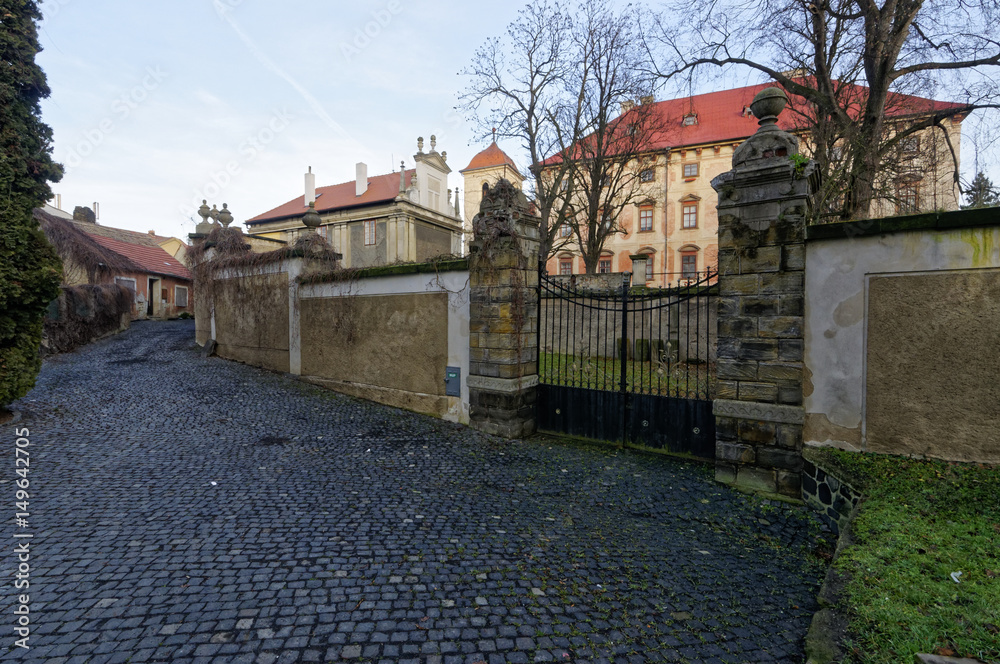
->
[539, 351, 714, 399]
[819, 450, 1000, 664]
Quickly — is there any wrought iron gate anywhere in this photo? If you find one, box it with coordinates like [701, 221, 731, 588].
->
[537, 270, 717, 458]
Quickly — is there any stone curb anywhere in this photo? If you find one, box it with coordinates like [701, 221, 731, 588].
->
[804, 499, 861, 664]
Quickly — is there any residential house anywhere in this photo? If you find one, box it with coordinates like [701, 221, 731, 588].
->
[541, 82, 964, 286]
[245, 137, 464, 267]
[37, 205, 194, 319]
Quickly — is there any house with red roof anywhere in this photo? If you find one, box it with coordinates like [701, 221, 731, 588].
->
[37, 205, 194, 320]
[245, 137, 464, 267]
[539, 82, 965, 285]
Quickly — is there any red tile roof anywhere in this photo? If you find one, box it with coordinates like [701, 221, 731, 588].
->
[247, 169, 415, 225]
[87, 234, 192, 281]
[638, 82, 965, 150]
[461, 142, 521, 175]
[544, 82, 966, 164]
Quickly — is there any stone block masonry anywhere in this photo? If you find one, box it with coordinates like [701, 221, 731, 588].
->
[710, 87, 818, 499]
[467, 179, 541, 438]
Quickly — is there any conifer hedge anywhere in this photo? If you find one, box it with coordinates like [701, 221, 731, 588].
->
[0, 0, 64, 407]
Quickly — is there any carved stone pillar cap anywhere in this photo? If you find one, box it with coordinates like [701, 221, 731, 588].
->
[750, 87, 788, 127]
[302, 201, 322, 228]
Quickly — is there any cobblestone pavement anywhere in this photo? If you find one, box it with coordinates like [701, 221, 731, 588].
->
[3, 321, 828, 663]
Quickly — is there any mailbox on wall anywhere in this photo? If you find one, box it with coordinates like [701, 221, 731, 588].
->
[444, 366, 461, 397]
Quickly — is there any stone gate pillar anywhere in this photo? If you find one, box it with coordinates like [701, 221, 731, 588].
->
[467, 179, 540, 438]
[710, 88, 819, 499]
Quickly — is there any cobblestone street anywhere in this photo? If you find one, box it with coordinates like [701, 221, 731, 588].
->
[4, 321, 827, 663]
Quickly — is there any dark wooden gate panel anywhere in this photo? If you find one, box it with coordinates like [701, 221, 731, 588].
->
[537, 270, 717, 458]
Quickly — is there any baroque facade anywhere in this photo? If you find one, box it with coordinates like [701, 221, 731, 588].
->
[538, 83, 964, 287]
[246, 137, 464, 268]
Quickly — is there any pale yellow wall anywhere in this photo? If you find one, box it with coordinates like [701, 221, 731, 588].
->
[547, 118, 962, 283]
[246, 200, 461, 268]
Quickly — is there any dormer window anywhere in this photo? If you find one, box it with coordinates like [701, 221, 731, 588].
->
[683, 113, 698, 126]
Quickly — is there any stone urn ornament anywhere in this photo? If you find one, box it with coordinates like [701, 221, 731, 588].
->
[302, 201, 321, 229]
[732, 86, 800, 167]
[749, 86, 788, 129]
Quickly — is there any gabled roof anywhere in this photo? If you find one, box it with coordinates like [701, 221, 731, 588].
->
[543, 81, 967, 165]
[461, 142, 521, 177]
[638, 81, 966, 151]
[70, 220, 175, 248]
[247, 169, 416, 225]
[87, 234, 192, 281]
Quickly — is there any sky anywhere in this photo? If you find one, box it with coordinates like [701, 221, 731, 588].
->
[36, 0, 532, 239]
[36, 1, 998, 240]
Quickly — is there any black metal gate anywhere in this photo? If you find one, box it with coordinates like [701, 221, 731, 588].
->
[537, 270, 717, 458]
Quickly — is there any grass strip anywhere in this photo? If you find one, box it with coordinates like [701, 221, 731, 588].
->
[818, 450, 1000, 663]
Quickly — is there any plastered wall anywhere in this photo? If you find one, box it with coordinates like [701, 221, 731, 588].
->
[805, 224, 1000, 462]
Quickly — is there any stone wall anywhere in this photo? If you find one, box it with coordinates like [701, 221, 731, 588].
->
[42, 284, 132, 355]
[801, 459, 861, 535]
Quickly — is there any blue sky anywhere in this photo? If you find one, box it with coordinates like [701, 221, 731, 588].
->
[37, 0, 530, 238]
[36, 1, 997, 239]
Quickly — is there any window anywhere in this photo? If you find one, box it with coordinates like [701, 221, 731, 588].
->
[559, 223, 572, 238]
[683, 163, 699, 178]
[681, 252, 698, 279]
[639, 169, 654, 182]
[115, 277, 136, 293]
[683, 113, 698, 126]
[363, 219, 376, 245]
[175, 286, 189, 308]
[598, 259, 612, 274]
[560, 179, 569, 192]
[639, 205, 653, 232]
[682, 203, 698, 229]
[559, 259, 573, 275]
[897, 182, 920, 214]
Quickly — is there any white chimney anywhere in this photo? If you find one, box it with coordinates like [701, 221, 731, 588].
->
[304, 166, 315, 206]
[56, 193, 62, 210]
[93, 202, 100, 220]
[356, 162, 368, 196]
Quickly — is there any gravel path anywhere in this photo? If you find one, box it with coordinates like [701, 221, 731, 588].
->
[3, 320, 827, 663]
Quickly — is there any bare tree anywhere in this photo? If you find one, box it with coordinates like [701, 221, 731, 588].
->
[459, 0, 663, 271]
[561, 0, 666, 273]
[459, 0, 579, 263]
[645, 0, 1000, 220]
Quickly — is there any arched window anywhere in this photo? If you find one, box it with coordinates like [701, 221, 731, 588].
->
[481, 182, 489, 199]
